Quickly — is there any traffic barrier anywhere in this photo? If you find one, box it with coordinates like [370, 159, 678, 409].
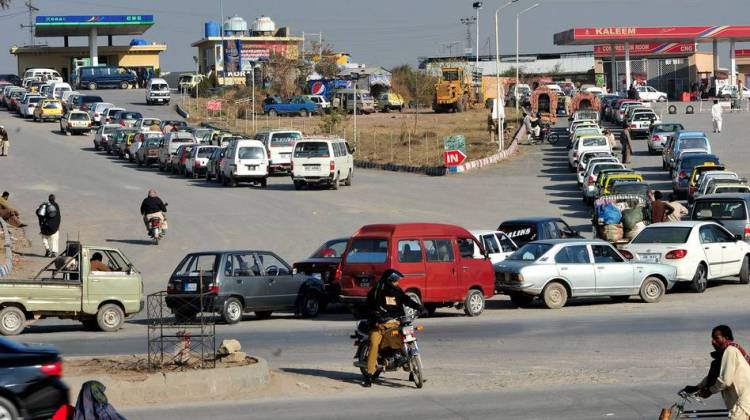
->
[686, 105, 694, 114]
[175, 104, 189, 119]
[450, 138, 519, 174]
[668, 105, 677, 114]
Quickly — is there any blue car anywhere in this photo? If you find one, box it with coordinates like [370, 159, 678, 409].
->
[497, 217, 583, 247]
[263, 96, 319, 117]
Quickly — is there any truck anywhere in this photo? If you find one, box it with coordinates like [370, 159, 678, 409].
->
[432, 66, 480, 113]
[0, 241, 144, 335]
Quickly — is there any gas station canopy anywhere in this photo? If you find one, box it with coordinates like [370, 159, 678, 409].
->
[35, 15, 154, 37]
[554, 26, 750, 45]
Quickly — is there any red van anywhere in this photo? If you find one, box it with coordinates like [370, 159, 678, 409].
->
[338, 223, 495, 317]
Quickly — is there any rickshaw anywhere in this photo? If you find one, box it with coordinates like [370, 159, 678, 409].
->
[530, 86, 558, 124]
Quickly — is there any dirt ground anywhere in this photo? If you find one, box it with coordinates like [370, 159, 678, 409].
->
[0, 225, 38, 278]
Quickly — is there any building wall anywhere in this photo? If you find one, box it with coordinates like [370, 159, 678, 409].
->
[117, 53, 161, 69]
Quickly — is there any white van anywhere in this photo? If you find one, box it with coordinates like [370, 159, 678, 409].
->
[39, 83, 53, 98]
[23, 68, 63, 84]
[220, 139, 269, 188]
[50, 82, 72, 100]
[145, 78, 171, 105]
[253, 130, 302, 174]
[291, 137, 354, 190]
[158, 131, 197, 171]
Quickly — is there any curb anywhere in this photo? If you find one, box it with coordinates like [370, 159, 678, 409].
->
[64, 356, 269, 407]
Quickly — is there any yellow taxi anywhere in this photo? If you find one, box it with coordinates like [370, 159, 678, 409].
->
[601, 173, 644, 196]
[33, 98, 63, 122]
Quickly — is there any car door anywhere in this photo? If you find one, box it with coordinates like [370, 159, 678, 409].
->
[699, 224, 726, 278]
[84, 248, 141, 311]
[422, 238, 454, 301]
[710, 224, 745, 276]
[554, 245, 595, 295]
[592, 244, 635, 295]
[457, 237, 487, 297]
[479, 234, 503, 264]
[224, 252, 264, 310]
[257, 252, 297, 309]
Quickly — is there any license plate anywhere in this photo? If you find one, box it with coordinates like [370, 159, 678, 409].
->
[246, 165, 257, 170]
[184, 283, 197, 292]
[281, 153, 291, 157]
[358, 277, 371, 287]
[639, 253, 660, 263]
[403, 334, 416, 343]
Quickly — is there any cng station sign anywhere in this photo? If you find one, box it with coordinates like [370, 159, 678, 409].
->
[443, 135, 467, 167]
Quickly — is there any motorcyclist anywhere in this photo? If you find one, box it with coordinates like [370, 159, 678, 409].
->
[139, 189, 168, 235]
[362, 269, 423, 388]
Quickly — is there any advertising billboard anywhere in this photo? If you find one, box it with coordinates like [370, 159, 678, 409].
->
[593, 42, 695, 58]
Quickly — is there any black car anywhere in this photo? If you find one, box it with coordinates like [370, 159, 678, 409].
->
[0, 337, 68, 419]
[497, 217, 582, 247]
[293, 237, 350, 301]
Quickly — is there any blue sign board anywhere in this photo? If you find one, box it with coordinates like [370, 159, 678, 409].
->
[36, 15, 154, 25]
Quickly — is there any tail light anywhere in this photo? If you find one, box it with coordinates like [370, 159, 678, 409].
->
[588, 175, 595, 185]
[620, 250, 634, 259]
[629, 124, 637, 129]
[678, 171, 686, 179]
[689, 186, 697, 194]
[330, 160, 335, 171]
[40, 361, 63, 377]
[744, 223, 750, 240]
[208, 283, 220, 294]
[651, 135, 660, 142]
[665, 249, 688, 259]
[166, 282, 175, 292]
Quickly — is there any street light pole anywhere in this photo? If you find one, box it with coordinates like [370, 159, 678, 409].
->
[495, 0, 519, 153]
[515, 3, 539, 116]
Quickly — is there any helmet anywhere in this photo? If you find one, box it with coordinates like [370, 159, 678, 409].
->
[381, 269, 404, 284]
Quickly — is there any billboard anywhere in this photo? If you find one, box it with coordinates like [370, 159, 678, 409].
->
[593, 42, 695, 57]
[36, 15, 154, 25]
[221, 40, 291, 77]
[556, 26, 750, 45]
[241, 41, 289, 63]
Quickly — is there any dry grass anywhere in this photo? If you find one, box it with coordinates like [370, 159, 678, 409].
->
[181, 96, 519, 167]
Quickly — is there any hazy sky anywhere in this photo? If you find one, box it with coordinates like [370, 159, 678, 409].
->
[0, 0, 746, 73]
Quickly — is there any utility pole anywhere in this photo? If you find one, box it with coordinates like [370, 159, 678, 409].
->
[21, 1, 39, 46]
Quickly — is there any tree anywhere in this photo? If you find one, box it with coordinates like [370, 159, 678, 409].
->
[310, 42, 340, 80]
[265, 53, 304, 98]
[390, 64, 437, 107]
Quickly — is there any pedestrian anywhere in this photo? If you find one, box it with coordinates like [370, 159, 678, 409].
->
[0, 125, 8, 156]
[649, 190, 672, 223]
[682, 325, 750, 420]
[37, 194, 61, 258]
[666, 193, 688, 222]
[0, 191, 25, 227]
[712, 99, 724, 133]
[620, 130, 632, 164]
[603, 129, 618, 150]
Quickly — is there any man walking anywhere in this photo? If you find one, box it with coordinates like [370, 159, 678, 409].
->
[0, 125, 8, 156]
[37, 194, 61, 257]
[712, 99, 723, 133]
[620, 130, 632, 164]
[684, 325, 750, 420]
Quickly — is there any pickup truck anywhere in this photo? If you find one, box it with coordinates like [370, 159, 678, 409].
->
[263, 96, 319, 117]
[0, 241, 143, 335]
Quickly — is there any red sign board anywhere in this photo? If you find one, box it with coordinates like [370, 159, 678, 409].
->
[736, 49, 750, 58]
[206, 100, 222, 112]
[444, 150, 467, 167]
[594, 42, 695, 58]
[555, 26, 750, 45]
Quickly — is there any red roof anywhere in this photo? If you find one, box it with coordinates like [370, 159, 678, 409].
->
[555, 26, 750, 45]
[354, 223, 472, 238]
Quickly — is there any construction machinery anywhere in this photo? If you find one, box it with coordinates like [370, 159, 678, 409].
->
[433, 66, 482, 113]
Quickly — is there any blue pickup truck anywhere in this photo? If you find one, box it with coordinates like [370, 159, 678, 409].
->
[263, 96, 319, 117]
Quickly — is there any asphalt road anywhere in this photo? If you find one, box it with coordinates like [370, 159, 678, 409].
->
[2, 90, 749, 418]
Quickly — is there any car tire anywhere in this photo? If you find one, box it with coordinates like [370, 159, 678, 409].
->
[94, 144, 100, 151]
[344, 170, 352, 186]
[206, 171, 212, 181]
[463, 289, 485, 317]
[0, 396, 20, 420]
[229, 175, 238, 187]
[137, 158, 143, 167]
[300, 110, 309, 117]
[509, 293, 534, 307]
[542, 282, 568, 309]
[96, 304, 124, 332]
[0, 306, 26, 336]
[254, 310, 273, 320]
[298, 292, 322, 318]
[689, 263, 708, 293]
[739, 256, 750, 284]
[88, 82, 97, 90]
[221, 297, 243, 324]
[639, 276, 665, 303]
[331, 173, 340, 190]
[120, 81, 129, 90]
[658, 96, 667, 102]
[268, 109, 278, 117]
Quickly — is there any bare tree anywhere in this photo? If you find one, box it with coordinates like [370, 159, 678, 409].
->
[310, 42, 340, 80]
[265, 53, 303, 98]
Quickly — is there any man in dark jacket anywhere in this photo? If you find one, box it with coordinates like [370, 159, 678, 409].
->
[37, 194, 61, 257]
[140, 189, 168, 234]
[620, 130, 632, 164]
[362, 269, 422, 387]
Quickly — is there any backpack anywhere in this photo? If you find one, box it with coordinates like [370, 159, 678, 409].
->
[36, 202, 57, 219]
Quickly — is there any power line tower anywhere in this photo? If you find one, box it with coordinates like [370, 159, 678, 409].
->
[459, 17, 477, 54]
[20, 1, 39, 46]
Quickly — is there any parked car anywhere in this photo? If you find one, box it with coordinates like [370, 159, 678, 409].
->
[145, 78, 171, 105]
[254, 130, 302, 174]
[576, 152, 617, 184]
[101, 106, 126, 124]
[622, 221, 750, 294]
[582, 162, 627, 204]
[293, 237, 350, 302]
[636, 85, 668, 102]
[178, 73, 204, 93]
[33, 98, 64, 122]
[263, 95, 319, 117]
[158, 131, 197, 171]
[94, 124, 120, 151]
[111, 111, 143, 128]
[128, 131, 162, 163]
[18, 94, 42, 118]
[220, 138, 268, 187]
[185, 145, 219, 178]
[330, 89, 376, 114]
[291, 137, 354, 190]
[663, 131, 711, 172]
[648, 123, 684, 155]
[0, 338, 69, 418]
[497, 217, 582, 247]
[626, 109, 660, 138]
[6, 89, 26, 111]
[69, 94, 104, 112]
[171, 144, 196, 175]
[59, 110, 92, 135]
[115, 130, 138, 158]
[76, 65, 135, 90]
[134, 117, 162, 132]
[205, 146, 226, 182]
[672, 154, 720, 198]
[135, 133, 164, 167]
[165, 250, 326, 323]
[568, 135, 611, 171]
[88, 102, 114, 125]
[338, 223, 496, 317]
[691, 193, 750, 241]
[470, 230, 518, 264]
[495, 239, 676, 308]
[49, 81, 72, 99]
[377, 92, 405, 112]
[108, 128, 137, 155]
[688, 168, 733, 202]
[706, 181, 750, 195]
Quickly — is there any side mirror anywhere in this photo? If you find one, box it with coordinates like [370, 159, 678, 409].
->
[127, 265, 135, 275]
[735, 234, 742, 242]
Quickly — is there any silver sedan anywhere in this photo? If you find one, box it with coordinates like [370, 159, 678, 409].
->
[494, 239, 677, 309]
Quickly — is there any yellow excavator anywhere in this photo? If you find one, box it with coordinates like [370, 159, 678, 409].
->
[432, 66, 482, 113]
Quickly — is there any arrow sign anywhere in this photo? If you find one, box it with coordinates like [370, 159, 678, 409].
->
[443, 149, 467, 167]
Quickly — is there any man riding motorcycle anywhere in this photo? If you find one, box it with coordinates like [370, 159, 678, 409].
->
[362, 269, 423, 387]
[140, 189, 168, 234]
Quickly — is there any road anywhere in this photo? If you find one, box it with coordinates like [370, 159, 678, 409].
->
[2, 90, 749, 418]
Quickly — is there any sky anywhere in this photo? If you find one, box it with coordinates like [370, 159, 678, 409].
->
[0, 0, 746, 73]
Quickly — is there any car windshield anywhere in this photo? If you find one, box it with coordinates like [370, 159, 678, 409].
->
[582, 137, 607, 147]
[43, 101, 61, 109]
[238, 147, 264, 160]
[312, 239, 349, 258]
[693, 200, 747, 221]
[151, 83, 168, 91]
[679, 138, 708, 150]
[506, 243, 553, 261]
[197, 147, 217, 158]
[654, 124, 684, 133]
[610, 183, 649, 195]
[70, 113, 88, 120]
[634, 113, 656, 121]
[294, 141, 330, 158]
[631, 227, 692, 244]
[716, 187, 750, 193]
[172, 136, 195, 143]
[271, 132, 302, 147]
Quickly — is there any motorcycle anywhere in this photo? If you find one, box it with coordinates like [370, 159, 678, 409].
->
[146, 203, 167, 245]
[530, 121, 559, 145]
[352, 316, 425, 388]
[659, 391, 728, 419]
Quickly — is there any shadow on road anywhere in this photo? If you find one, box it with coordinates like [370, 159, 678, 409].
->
[281, 367, 413, 388]
[106, 238, 155, 246]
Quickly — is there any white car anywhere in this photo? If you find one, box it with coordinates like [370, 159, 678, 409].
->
[627, 110, 661, 138]
[568, 119, 598, 134]
[185, 144, 220, 179]
[577, 156, 620, 185]
[582, 162, 626, 204]
[622, 221, 750, 293]
[253, 130, 302, 174]
[221, 139, 268, 187]
[89, 102, 114, 125]
[93, 124, 120, 151]
[470, 230, 518, 264]
[568, 135, 611, 170]
[101, 107, 126, 125]
[305, 95, 330, 110]
[693, 171, 739, 201]
[19, 95, 42, 118]
[291, 137, 354, 190]
[134, 118, 162, 132]
[636, 85, 667, 102]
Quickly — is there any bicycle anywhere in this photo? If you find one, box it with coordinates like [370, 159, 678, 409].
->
[660, 391, 728, 419]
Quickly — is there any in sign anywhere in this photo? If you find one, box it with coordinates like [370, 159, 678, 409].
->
[444, 150, 467, 167]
